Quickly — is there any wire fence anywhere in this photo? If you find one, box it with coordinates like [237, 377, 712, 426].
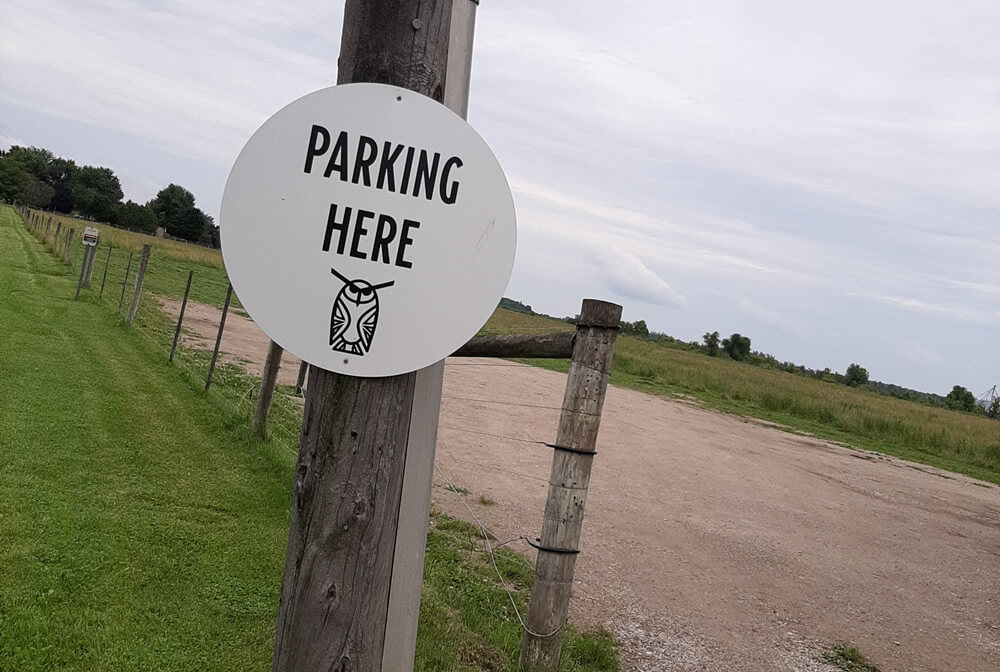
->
[18, 205, 574, 642]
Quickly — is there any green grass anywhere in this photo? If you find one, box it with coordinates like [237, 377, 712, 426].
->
[0, 205, 617, 671]
[821, 644, 881, 672]
[25, 208, 237, 310]
[479, 309, 1000, 485]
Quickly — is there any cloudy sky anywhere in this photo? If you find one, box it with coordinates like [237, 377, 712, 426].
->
[2, 0, 997, 395]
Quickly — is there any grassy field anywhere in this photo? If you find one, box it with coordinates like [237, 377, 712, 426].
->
[24, 208, 236, 310]
[1, 205, 616, 671]
[23, 209, 999, 486]
[482, 309, 1000, 485]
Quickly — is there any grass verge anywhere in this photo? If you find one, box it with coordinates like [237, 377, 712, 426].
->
[1, 205, 617, 671]
[480, 310, 1000, 485]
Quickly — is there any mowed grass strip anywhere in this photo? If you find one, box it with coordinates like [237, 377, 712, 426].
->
[483, 310, 1000, 484]
[25, 208, 236, 310]
[0, 206, 617, 672]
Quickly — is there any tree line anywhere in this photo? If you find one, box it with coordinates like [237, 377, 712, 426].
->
[0, 146, 219, 247]
[548, 302, 999, 420]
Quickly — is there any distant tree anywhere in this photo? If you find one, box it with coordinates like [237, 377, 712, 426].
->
[148, 184, 206, 241]
[945, 385, 977, 413]
[70, 165, 123, 222]
[21, 178, 55, 208]
[0, 156, 29, 202]
[117, 200, 159, 233]
[702, 331, 720, 356]
[845, 363, 869, 387]
[197, 213, 221, 248]
[48, 158, 77, 213]
[621, 320, 649, 337]
[721, 333, 751, 361]
[988, 397, 1000, 419]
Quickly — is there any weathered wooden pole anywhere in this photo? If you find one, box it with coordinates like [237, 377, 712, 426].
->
[270, 2, 454, 671]
[252, 339, 284, 438]
[63, 229, 74, 265]
[124, 244, 150, 326]
[294, 360, 308, 395]
[54, 221, 61, 244]
[74, 244, 92, 299]
[520, 299, 622, 672]
[118, 251, 134, 313]
[98, 243, 112, 299]
[204, 282, 233, 391]
[169, 270, 194, 362]
[84, 238, 98, 286]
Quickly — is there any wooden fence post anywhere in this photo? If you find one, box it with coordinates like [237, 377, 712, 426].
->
[99, 244, 112, 299]
[54, 222, 61, 246]
[118, 252, 134, 313]
[124, 244, 150, 326]
[520, 299, 622, 672]
[204, 283, 232, 391]
[252, 340, 284, 438]
[294, 360, 308, 395]
[63, 229, 74, 265]
[74, 244, 92, 299]
[270, 2, 453, 671]
[84, 239, 98, 286]
[169, 270, 193, 362]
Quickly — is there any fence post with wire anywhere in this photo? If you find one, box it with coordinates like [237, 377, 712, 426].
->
[449, 298, 622, 672]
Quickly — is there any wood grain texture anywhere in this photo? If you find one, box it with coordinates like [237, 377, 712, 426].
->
[124, 244, 150, 326]
[452, 331, 575, 359]
[294, 360, 309, 395]
[271, 2, 453, 671]
[272, 366, 417, 672]
[253, 340, 284, 439]
[521, 300, 621, 672]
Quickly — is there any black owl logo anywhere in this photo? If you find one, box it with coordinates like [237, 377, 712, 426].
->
[329, 267, 395, 356]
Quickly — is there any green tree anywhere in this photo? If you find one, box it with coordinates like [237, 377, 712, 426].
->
[945, 385, 977, 413]
[845, 363, 869, 387]
[702, 331, 720, 356]
[117, 200, 159, 233]
[148, 184, 207, 242]
[621, 319, 649, 337]
[988, 397, 1000, 419]
[70, 165, 123, 222]
[0, 156, 30, 202]
[21, 178, 55, 208]
[721, 333, 751, 360]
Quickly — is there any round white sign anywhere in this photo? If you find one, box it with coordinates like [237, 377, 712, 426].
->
[220, 84, 517, 377]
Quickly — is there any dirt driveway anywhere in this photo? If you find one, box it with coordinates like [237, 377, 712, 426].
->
[159, 298, 1000, 671]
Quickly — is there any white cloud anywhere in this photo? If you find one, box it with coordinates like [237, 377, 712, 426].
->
[600, 247, 685, 307]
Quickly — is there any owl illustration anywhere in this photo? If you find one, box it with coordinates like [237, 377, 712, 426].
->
[329, 268, 394, 356]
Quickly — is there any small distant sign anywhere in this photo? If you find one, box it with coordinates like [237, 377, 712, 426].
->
[221, 83, 517, 377]
[82, 227, 99, 246]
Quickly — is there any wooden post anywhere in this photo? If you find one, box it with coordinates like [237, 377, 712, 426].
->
[204, 283, 232, 391]
[99, 244, 112, 299]
[270, 2, 453, 671]
[63, 228, 74, 264]
[169, 270, 193, 362]
[520, 299, 622, 672]
[252, 340, 284, 438]
[124, 244, 150, 326]
[74, 244, 92, 299]
[84, 239, 98, 286]
[294, 360, 308, 395]
[54, 221, 61, 245]
[118, 251, 134, 313]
